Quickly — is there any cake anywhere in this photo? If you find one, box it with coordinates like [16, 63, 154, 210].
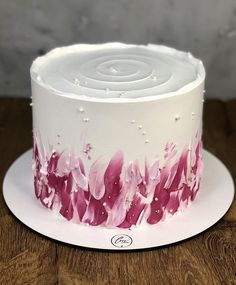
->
[30, 43, 205, 228]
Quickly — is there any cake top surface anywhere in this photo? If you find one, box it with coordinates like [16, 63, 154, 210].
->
[31, 42, 205, 102]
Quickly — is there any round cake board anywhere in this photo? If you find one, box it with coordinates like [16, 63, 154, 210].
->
[3, 149, 234, 251]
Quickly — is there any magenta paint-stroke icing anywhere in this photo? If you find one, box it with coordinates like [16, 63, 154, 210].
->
[33, 135, 203, 228]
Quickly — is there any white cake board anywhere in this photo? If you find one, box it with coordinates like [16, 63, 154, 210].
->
[3, 149, 234, 251]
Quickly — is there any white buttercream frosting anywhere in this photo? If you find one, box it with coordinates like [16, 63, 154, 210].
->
[31, 42, 205, 102]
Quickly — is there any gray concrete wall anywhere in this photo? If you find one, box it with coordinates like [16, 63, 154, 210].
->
[0, 0, 236, 99]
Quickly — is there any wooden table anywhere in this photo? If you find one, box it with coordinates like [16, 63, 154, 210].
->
[0, 98, 235, 285]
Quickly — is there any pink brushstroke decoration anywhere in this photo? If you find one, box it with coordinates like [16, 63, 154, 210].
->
[83, 143, 93, 160]
[33, 135, 203, 228]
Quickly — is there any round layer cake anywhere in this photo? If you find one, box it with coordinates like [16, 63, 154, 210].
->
[30, 43, 205, 228]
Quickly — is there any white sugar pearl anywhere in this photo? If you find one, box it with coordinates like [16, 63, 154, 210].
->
[78, 107, 85, 113]
[83, 118, 90, 122]
[151, 75, 158, 81]
[174, 115, 180, 122]
[73, 78, 80, 85]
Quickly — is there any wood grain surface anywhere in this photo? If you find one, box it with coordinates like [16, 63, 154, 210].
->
[0, 98, 235, 285]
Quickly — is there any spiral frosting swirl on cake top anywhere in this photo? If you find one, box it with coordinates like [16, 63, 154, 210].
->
[31, 43, 205, 101]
